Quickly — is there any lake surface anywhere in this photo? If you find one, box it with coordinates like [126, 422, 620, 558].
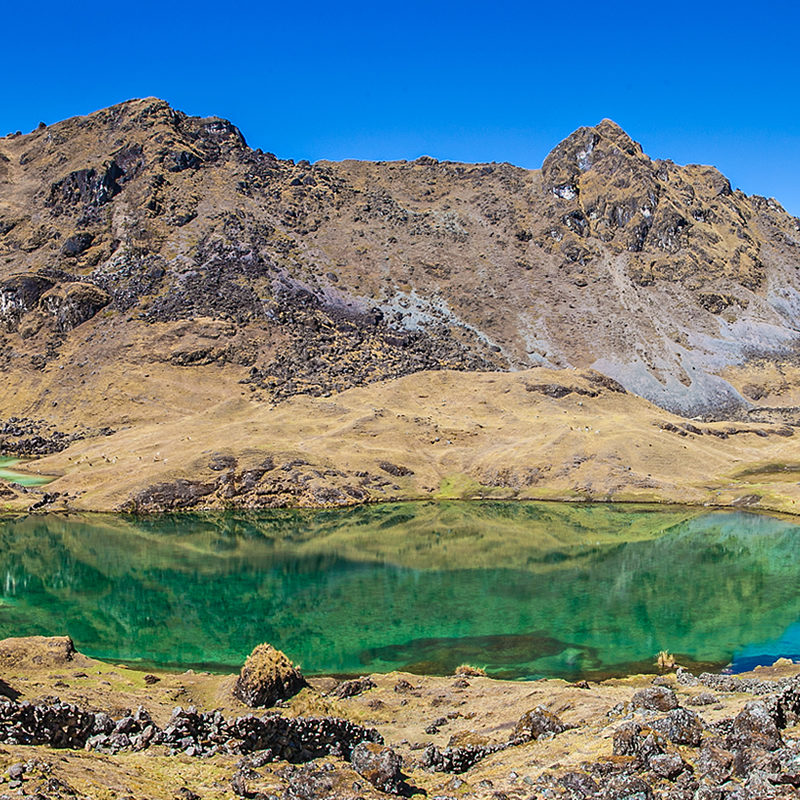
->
[0, 502, 799, 679]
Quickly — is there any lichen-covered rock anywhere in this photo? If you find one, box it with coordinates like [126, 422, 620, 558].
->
[650, 708, 704, 746]
[632, 686, 679, 712]
[596, 774, 654, 799]
[329, 676, 376, 699]
[687, 691, 719, 707]
[695, 740, 736, 785]
[233, 643, 308, 708]
[728, 701, 784, 752]
[421, 742, 506, 774]
[648, 752, 688, 780]
[512, 706, 570, 742]
[613, 721, 666, 762]
[770, 674, 800, 728]
[351, 741, 403, 794]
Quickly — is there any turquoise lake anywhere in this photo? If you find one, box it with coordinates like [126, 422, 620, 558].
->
[0, 502, 798, 679]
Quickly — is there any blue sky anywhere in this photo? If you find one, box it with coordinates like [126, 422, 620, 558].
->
[3, 0, 799, 216]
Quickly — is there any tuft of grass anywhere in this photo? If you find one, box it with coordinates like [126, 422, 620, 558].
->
[455, 663, 487, 677]
[657, 650, 675, 670]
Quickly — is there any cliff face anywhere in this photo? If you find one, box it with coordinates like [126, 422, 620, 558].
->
[0, 98, 799, 417]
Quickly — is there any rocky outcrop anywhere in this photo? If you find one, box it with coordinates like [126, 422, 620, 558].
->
[39, 282, 110, 332]
[0, 274, 54, 332]
[0, 272, 109, 335]
[233, 643, 308, 708]
[0, 635, 76, 668]
[125, 479, 216, 512]
[631, 686, 679, 711]
[328, 676, 376, 700]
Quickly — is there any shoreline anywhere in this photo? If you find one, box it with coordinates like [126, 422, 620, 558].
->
[4, 488, 800, 522]
[0, 636, 797, 798]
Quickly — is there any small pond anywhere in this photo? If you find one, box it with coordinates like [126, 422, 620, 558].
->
[0, 457, 53, 487]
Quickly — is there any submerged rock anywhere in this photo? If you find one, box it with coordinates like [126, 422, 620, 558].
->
[233, 643, 308, 708]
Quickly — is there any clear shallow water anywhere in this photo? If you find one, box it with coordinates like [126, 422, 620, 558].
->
[0, 502, 799, 679]
[0, 457, 53, 487]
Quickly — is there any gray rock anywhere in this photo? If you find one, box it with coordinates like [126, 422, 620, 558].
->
[648, 752, 687, 780]
[650, 708, 704, 746]
[632, 686, 679, 712]
[728, 701, 784, 752]
[512, 706, 570, 741]
[351, 741, 403, 794]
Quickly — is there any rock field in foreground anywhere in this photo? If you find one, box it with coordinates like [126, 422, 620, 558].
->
[0, 636, 798, 798]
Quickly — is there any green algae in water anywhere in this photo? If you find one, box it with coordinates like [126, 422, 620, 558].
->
[0, 457, 53, 487]
[0, 502, 799, 679]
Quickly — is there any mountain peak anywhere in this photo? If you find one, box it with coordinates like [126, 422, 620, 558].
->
[0, 100, 798, 424]
[541, 119, 645, 189]
[594, 118, 641, 153]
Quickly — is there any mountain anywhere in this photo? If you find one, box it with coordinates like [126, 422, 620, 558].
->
[2, 99, 800, 513]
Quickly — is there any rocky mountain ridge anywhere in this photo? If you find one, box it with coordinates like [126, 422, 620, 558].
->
[1, 98, 799, 418]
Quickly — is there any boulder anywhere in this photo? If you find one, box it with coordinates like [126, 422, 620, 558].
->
[696, 741, 735, 783]
[613, 721, 666, 761]
[329, 676, 376, 699]
[648, 752, 687, 780]
[597, 774, 654, 800]
[558, 772, 599, 797]
[728, 701, 784, 752]
[61, 232, 94, 257]
[0, 273, 54, 331]
[650, 708, 704, 746]
[233, 643, 308, 708]
[0, 678, 20, 701]
[512, 706, 570, 742]
[351, 741, 403, 794]
[687, 691, 719, 706]
[632, 686, 679, 712]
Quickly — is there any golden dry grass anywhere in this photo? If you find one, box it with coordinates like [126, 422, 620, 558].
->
[3, 362, 800, 516]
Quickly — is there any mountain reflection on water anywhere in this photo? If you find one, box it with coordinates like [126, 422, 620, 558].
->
[0, 502, 799, 679]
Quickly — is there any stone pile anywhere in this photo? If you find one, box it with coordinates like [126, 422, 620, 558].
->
[0, 699, 381, 761]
